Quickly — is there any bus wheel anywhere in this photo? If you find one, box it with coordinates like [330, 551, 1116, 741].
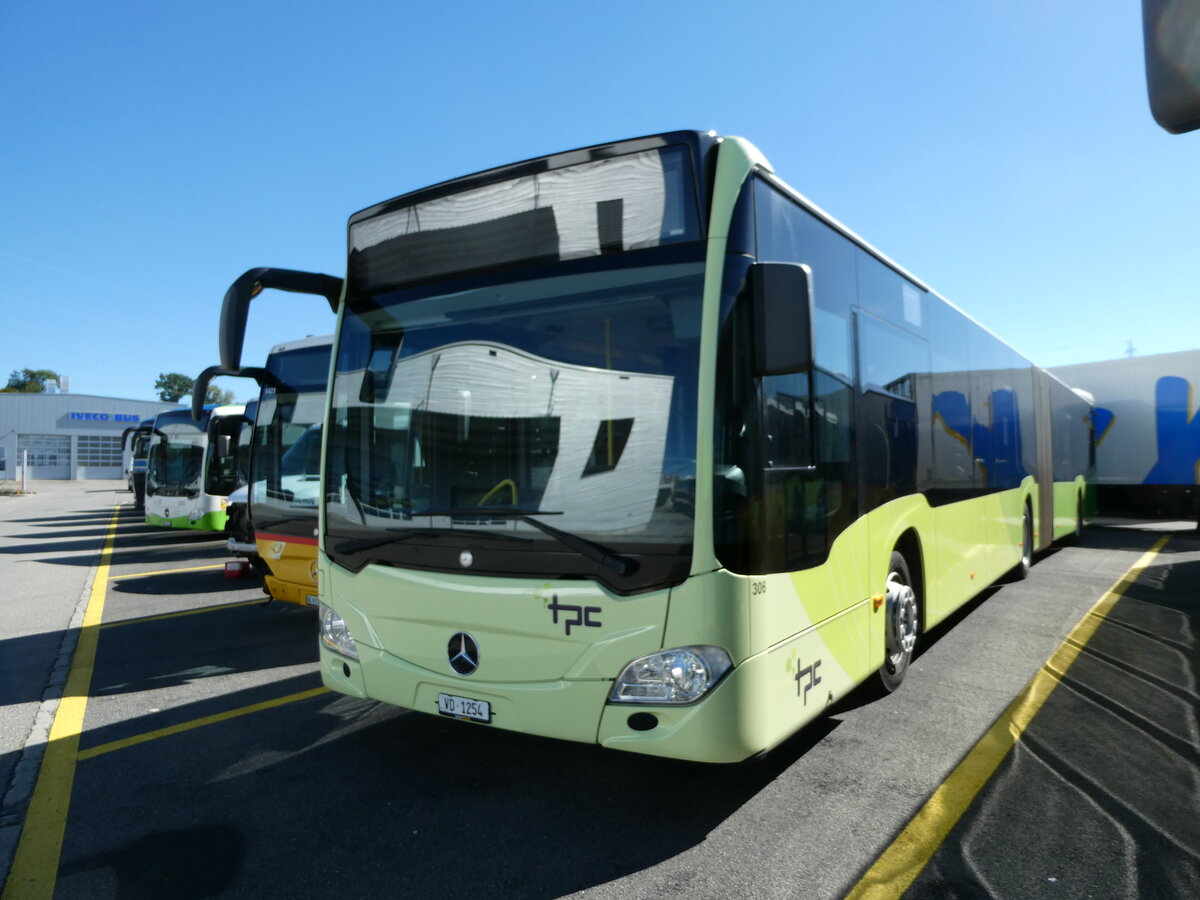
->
[1014, 505, 1033, 580]
[879, 551, 918, 693]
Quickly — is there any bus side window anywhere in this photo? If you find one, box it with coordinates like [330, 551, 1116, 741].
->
[855, 311, 927, 509]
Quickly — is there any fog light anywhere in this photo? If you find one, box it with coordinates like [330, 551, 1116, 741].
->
[319, 601, 359, 660]
[609, 646, 732, 704]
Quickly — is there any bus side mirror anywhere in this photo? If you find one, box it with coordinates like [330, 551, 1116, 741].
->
[219, 268, 343, 370]
[217, 435, 231, 458]
[219, 270, 263, 371]
[192, 364, 286, 420]
[1143, 0, 1200, 134]
[749, 262, 814, 377]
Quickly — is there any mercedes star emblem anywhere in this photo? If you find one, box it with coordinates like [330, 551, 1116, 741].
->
[448, 632, 480, 676]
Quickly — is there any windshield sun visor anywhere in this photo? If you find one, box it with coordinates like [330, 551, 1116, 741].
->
[348, 146, 701, 295]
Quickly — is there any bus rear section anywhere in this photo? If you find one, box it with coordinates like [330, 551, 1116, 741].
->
[298, 131, 1091, 762]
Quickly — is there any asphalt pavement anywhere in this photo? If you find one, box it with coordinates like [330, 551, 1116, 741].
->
[1, 481, 135, 871]
[1, 483, 1197, 899]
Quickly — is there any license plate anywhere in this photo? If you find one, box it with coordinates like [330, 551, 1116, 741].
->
[305, 594, 320, 607]
[437, 692, 491, 723]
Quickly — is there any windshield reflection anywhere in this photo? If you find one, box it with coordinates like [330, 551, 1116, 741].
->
[325, 261, 702, 583]
[148, 423, 203, 493]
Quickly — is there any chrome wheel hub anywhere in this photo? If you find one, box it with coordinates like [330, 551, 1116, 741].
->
[885, 572, 918, 656]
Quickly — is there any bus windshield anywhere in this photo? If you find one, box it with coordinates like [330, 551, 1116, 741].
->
[148, 418, 204, 497]
[250, 343, 330, 531]
[324, 258, 703, 592]
[130, 432, 151, 459]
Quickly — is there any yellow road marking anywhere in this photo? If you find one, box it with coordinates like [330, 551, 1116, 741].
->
[77, 687, 330, 761]
[109, 564, 226, 580]
[844, 535, 1171, 900]
[99, 598, 269, 629]
[3, 506, 120, 900]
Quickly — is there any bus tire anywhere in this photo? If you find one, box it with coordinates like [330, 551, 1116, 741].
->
[878, 551, 918, 693]
[1013, 503, 1033, 580]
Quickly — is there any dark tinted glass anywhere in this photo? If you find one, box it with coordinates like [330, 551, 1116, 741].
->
[711, 179, 860, 574]
[1050, 378, 1091, 482]
[753, 179, 856, 379]
[266, 344, 331, 392]
[857, 312, 929, 400]
[855, 313, 927, 509]
[856, 250, 926, 336]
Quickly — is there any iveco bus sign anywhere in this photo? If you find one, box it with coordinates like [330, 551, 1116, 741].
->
[60, 411, 146, 429]
[67, 413, 142, 422]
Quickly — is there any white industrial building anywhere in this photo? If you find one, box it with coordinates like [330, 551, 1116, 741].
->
[0, 392, 183, 481]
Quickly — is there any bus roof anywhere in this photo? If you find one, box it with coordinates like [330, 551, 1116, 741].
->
[155, 404, 246, 427]
[268, 333, 334, 356]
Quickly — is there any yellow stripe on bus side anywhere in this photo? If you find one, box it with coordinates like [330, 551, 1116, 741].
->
[3, 506, 121, 900]
[844, 535, 1171, 900]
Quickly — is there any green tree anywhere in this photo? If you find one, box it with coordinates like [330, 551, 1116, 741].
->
[155, 372, 194, 402]
[3, 368, 61, 393]
[206, 384, 236, 406]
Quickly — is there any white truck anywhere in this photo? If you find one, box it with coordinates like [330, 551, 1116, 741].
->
[1052, 349, 1200, 521]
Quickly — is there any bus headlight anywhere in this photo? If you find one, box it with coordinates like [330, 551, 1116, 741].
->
[609, 646, 732, 704]
[319, 601, 359, 660]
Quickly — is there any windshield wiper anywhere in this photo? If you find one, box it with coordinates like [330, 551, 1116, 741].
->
[333, 524, 532, 555]
[333, 529, 426, 555]
[409, 508, 638, 577]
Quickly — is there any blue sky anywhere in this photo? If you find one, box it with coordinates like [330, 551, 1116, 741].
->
[2, 1, 1195, 402]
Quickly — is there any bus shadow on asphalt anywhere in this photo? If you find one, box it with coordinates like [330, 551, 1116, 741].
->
[57, 688, 837, 899]
[110, 570, 262, 597]
[0, 630, 73, 707]
[23, 540, 228, 569]
[88, 606, 318, 698]
[57, 824, 243, 900]
[1086, 521, 1200, 548]
[9, 511, 122, 525]
[4, 524, 192, 543]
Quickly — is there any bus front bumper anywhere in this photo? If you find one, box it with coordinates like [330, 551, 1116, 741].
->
[319, 642, 784, 764]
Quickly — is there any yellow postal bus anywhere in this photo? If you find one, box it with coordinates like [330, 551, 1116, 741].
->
[246, 334, 334, 606]
[198, 294, 338, 606]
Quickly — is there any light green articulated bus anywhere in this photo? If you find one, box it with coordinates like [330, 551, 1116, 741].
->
[221, 131, 1093, 763]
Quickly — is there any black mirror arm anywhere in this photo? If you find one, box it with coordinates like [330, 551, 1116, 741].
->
[192, 365, 287, 421]
[219, 268, 343, 370]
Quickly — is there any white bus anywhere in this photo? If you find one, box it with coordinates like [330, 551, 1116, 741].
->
[145, 405, 249, 531]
